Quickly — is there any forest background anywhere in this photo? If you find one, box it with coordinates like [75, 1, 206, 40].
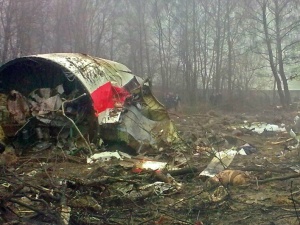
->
[1, 0, 300, 108]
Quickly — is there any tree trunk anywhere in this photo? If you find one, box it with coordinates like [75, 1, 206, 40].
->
[262, 1, 286, 106]
[214, 0, 222, 93]
[1, 1, 15, 63]
[226, 0, 233, 101]
[274, 0, 291, 106]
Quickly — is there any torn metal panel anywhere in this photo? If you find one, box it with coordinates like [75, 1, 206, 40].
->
[0, 53, 138, 96]
[31, 53, 139, 92]
[119, 106, 177, 150]
[0, 53, 180, 153]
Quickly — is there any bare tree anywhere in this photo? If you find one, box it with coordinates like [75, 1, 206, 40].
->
[0, 0, 299, 110]
[0, 0, 16, 62]
[152, 0, 173, 90]
[250, 0, 300, 107]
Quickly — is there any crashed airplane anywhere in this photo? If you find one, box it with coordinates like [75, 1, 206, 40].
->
[0, 53, 179, 155]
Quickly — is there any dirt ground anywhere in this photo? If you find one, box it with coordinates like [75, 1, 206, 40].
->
[1, 105, 300, 225]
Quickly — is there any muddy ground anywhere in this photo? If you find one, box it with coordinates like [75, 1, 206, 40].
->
[1, 105, 300, 225]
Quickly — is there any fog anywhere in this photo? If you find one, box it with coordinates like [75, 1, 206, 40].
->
[0, 0, 300, 108]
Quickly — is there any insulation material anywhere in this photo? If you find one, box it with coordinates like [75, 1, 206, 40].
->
[7, 90, 30, 124]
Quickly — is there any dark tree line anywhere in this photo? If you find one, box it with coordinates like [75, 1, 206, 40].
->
[0, 0, 300, 107]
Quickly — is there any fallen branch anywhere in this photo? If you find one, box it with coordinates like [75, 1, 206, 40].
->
[270, 138, 293, 145]
[71, 176, 140, 187]
[290, 181, 300, 223]
[167, 166, 201, 176]
[229, 165, 293, 173]
[9, 198, 59, 222]
[62, 94, 92, 155]
[251, 173, 300, 184]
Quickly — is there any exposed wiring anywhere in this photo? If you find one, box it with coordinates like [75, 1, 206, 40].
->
[61, 93, 92, 155]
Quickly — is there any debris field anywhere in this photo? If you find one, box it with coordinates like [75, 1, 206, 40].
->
[0, 53, 300, 224]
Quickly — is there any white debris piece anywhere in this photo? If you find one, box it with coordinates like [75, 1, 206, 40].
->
[141, 161, 167, 170]
[87, 151, 122, 164]
[294, 115, 300, 125]
[243, 122, 286, 134]
[199, 148, 238, 178]
[289, 115, 300, 149]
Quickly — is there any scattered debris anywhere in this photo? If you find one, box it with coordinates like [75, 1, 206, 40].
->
[199, 144, 256, 177]
[87, 151, 123, 163]
[1, 54, 300, 224]
[199, 148, 241, 178]
[242, 122, 286, 134]
[237, 143, 257, 155]
[287, 114, 300, 148]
